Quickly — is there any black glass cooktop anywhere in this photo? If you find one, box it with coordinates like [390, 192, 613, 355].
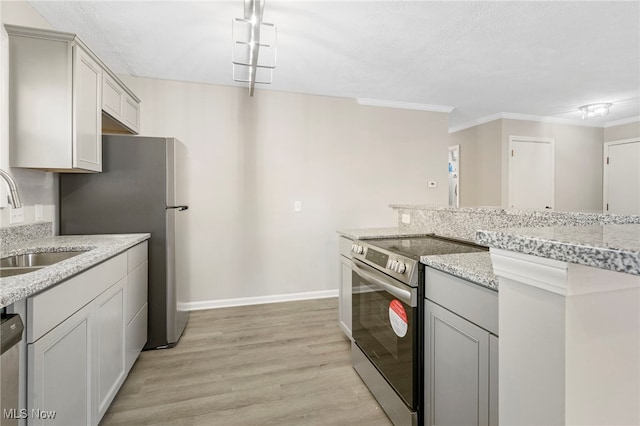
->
[365, 235, 487, 261]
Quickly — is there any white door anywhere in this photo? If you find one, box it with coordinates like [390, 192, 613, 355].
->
[604, 139, 640, 214]
[508, 137, 554, 209]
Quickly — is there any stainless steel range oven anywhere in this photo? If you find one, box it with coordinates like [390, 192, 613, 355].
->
[351, 236, 487, 426]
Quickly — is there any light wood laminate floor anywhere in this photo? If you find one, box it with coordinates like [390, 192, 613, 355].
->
[100, 298, 392, 425]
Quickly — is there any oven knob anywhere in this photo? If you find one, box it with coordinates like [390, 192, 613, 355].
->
[351, 243, 357, 253]
[356, 245, 365, 255]
[396, 262, 406, 274]
[390, 260, 398, 271]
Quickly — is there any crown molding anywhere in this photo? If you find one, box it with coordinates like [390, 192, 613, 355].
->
[603, 116, 640, 128]
[448, 113, 504, 133]
[356, 98, 454, 113]
[449, 112, 605, 134]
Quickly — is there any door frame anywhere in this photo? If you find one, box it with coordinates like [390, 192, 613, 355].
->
[603, 137, 640, 213]
[448, 145, 460, 208]
[508, 136, 555, 210]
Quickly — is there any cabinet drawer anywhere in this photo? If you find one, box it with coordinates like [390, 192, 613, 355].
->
[339, 236, 353, 259]
[424, 266, 498, 335]
[126, 261, 148, 323]
[28, 253, 127, 343]
[127, 241, 147, 272]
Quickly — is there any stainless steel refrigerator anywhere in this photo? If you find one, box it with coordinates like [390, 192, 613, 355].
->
[60, 135, 190, 349]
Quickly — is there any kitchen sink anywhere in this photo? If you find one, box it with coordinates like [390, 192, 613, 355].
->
[0, 251, 87, 278]
[0, 251, 85, 268]
[0, 267, 43, 278]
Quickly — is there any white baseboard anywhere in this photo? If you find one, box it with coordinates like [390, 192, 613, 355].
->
[178, 289, 339, 311]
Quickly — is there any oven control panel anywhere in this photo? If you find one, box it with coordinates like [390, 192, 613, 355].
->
[351, 241, 418, 286]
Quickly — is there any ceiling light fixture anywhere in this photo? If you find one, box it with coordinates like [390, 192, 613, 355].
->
[579, 103, 612, 119]
[232, 0, 277, 96]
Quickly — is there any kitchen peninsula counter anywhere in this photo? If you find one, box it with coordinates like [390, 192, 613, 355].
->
[476, 223, 640, 426]
[0, 233, 150, 308]
[476, 223, 640, 275]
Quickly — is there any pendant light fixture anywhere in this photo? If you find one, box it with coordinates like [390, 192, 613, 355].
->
[232, 0, 277, 96]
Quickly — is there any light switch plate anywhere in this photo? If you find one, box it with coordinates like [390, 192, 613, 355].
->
[293, 201, 302, 212]
[401, 213, 411, 224]
[35, 204, 44, 221]
[10, 207, 24, 224]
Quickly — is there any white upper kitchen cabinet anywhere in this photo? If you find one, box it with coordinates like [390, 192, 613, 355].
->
[5, 25, 140, 173]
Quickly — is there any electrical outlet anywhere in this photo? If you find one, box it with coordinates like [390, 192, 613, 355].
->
[35, 204, 44, 221]
[401, 213, 411, 224]
[293, 201, 302, 212]
[10, 207, 24, 224]
[428, 181, 437, 188]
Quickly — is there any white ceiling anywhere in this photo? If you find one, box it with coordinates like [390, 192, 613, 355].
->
[27, 0, 640, 131]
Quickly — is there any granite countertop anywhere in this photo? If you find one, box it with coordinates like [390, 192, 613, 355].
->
[0, 234, 150, 308]
[421, 252, 498, 290]
[476, 224, 640, 276]
[337, 227, 432, 240]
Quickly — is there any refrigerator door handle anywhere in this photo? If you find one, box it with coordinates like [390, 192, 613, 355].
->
[166, 205, 189, 211]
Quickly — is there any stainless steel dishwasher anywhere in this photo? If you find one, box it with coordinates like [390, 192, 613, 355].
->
[1, 314, 24, 426]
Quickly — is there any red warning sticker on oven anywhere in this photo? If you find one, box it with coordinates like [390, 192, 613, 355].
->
[389, 299, 408, 337]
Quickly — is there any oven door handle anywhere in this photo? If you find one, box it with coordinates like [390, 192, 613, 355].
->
[352, 261, 415, 306]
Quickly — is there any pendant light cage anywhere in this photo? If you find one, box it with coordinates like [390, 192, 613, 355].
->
[231, 0, 277, 95]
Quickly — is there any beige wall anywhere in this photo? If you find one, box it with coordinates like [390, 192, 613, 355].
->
[449, 120, 501, 207]
[120, 76, 449, 304]
[476, 120, 502, 206]
[452, 118, 604, 212]
[501, 119, 604, 212]
[0, 0, 56, 227]
[604, 121, 640, 142]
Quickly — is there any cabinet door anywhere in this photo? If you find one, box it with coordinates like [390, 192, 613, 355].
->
[424, 300, 489, 426]
[102, 73, 124, 119]
[28, 303, 92, 426]
[489, 334, 499, 426]
[73, 44, 102, 172]
[95, 278, 126, 423]
[125, 259, 148, 373]
[123, 95, 140, 134]
[338, 255, 352, 340]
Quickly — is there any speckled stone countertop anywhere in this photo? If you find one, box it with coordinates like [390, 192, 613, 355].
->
[421, 252, 498, 290]
[476, 224, 640, 276]
[0, 234, 150, 308]
[337, 227, 432, 240]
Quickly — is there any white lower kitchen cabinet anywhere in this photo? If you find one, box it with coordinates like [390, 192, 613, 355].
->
[125, 242, 148, 373]
[95, 278, 126, 421]
[28, 302, 93, 426]
[26, 242, 147, 426]
[338, 236, 353, 340]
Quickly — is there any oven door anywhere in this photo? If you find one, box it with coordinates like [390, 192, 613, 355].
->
[352, 258, 418, 408]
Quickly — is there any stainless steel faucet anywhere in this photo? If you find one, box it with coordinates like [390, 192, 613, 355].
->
[0, 169, 22, 209]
